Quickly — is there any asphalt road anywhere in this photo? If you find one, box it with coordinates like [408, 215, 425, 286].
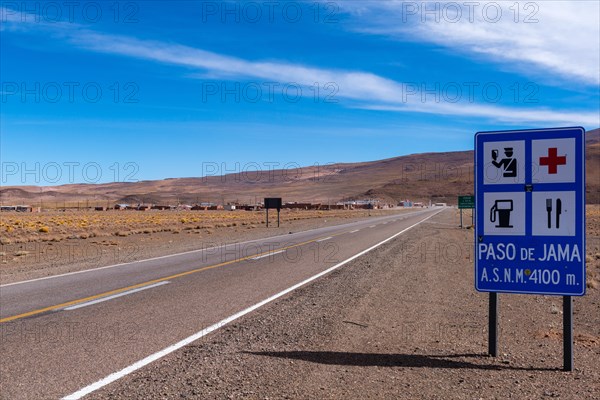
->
[0, 208, 443, 399]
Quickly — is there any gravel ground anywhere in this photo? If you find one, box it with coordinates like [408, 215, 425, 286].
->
[90, 210, 600, 399]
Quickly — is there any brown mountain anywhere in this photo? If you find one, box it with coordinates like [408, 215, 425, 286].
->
[2, 129, 598, 206]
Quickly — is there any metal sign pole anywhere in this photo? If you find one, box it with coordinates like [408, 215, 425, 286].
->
[460, 209, 463, 228]
[489, 292, 498, 357]
[266, 208, 269, 228]
[563, 295, 573, 371]
[277, 209, 280, 227]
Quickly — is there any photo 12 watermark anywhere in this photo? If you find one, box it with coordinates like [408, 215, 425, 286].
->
[200, 81, 339, 104]
[397, 81, 539, 104]
[201, 161, 338, 184]
[1, 242, 140, 267]
[0, 320, 140, 345]
[197, 240, 340, 265]
[1, 82, 140, 104]
[398, 321, 485, 344]
[399, 1, 539, 24]
[0, 1, 140, 24]
[200, 1, 339, 24]
[397, 162, 474, 184]
[399, 239, 475, 265]
[1, 161, 140, 185]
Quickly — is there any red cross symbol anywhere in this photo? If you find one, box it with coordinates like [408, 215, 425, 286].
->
[539, 147, 567, 174]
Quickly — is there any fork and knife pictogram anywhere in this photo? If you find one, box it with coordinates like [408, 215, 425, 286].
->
[545, 198, 562, 229]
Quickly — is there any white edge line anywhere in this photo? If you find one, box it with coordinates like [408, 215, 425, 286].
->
[251, 250, 285, 260]
[1, 210, 426, 288]
[63, 281, 170, 311]
[62, 208, 443, 400]
[316, 237, 333, 242]
[349, 229, 360, 233]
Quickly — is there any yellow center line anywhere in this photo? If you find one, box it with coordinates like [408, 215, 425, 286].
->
[0, 230, 352, 324]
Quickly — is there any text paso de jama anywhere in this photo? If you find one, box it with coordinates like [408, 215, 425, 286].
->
[479, 243, 581, 262]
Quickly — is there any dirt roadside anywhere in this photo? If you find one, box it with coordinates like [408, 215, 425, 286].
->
[90, 209, 599, 400]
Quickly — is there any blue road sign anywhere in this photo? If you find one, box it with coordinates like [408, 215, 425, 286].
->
[475, 127, 586, 296]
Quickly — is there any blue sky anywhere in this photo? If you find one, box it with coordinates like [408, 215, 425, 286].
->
[1, 0, 599, 186]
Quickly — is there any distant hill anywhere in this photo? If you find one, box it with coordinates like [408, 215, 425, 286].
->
[2, 129, 598, 206]
[585, 128, 600, 202]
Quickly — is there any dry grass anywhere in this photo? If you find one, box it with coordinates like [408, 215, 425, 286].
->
[0, 209, 380, 245]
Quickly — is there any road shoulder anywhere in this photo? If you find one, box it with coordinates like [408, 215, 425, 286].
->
[90, 209, 600, 399]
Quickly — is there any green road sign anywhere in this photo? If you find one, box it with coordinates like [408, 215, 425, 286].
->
[458, 195, 475, 209]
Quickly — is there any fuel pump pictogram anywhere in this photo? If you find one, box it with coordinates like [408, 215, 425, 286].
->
[490, 199, 513, 228]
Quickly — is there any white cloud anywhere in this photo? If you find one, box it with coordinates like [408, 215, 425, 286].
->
[2, 5, 598, 127]
[338, 0, 600, 86]
[359, 102, 599, 127]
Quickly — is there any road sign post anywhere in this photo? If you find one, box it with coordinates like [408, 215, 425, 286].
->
[563, 295, 573, 371]
[458, 195, 475, 228]
[264, 198, 282, 228]
[489, 292, 498, 357]
[475, 127, 585, 370]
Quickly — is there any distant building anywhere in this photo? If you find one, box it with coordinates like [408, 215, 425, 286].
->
[151, 205, 174, 210]
[283, 202, 313, 210]
[1, 205, 37, 212]
[324, 204, 345, 210]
